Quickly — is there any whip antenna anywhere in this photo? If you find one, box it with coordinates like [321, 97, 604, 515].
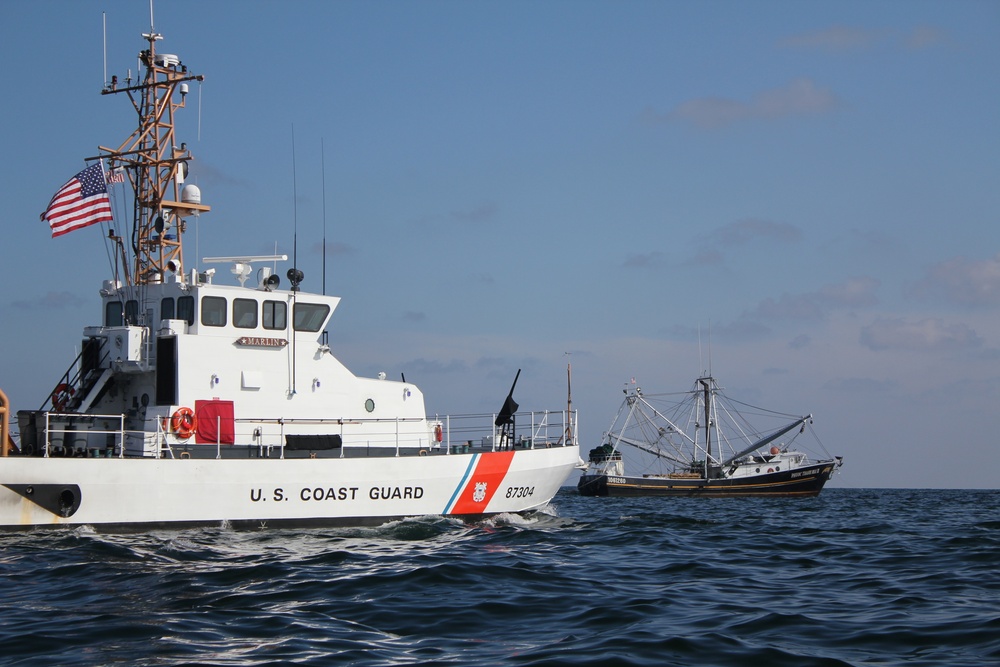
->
[291, 124, 298, 286]
[322, 137, 327, 295]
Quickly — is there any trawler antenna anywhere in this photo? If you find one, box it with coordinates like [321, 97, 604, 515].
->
[707, 323, 713, 377]
[698, 325, 704, 375]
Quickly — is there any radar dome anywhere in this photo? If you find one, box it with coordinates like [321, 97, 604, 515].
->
[181, 184, 201, 205]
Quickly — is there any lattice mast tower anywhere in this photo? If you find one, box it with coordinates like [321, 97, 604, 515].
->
[98, 28, 209, 286]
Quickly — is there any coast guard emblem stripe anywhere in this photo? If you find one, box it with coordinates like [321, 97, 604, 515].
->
[444, 451, 516, 515]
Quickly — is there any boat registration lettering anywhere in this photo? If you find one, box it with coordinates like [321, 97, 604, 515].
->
[251, 486, 424, 503]
[607, 477, 627, 485]
[505, 486, 534, 499]
[300, 487, 359, 501]
[251, 487, 359, 502]
[369, 486, 424, 500]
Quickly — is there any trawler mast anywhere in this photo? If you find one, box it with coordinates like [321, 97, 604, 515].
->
[96, 29, 209, 286]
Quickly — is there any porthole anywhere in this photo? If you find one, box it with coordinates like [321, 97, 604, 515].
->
[365, 398, 375, 413]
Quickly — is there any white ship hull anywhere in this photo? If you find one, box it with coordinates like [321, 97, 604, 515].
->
[1, 446, 579, 530]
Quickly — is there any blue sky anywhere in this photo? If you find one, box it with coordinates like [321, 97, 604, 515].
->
[1, 1, 997, 488]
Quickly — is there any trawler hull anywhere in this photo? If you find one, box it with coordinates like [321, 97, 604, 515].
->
[577, 461, 838, 498]
[0, 447, 579, 531]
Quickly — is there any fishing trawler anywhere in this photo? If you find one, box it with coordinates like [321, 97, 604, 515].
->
[0, 24, 581, 531]
[578, 376, 842, 497]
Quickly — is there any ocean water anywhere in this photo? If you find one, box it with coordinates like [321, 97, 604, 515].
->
[1, 488, 998, 667]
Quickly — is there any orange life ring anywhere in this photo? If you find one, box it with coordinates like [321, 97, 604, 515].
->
[171, 407, 197, 440]
[51, 383, 75, 412]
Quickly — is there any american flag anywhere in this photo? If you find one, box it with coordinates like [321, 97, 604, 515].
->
[41, 163, 114, 237]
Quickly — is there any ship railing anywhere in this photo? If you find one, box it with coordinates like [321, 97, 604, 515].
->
[430, 409, 578, 455]
[42, 412, 126, 458]
[32, 409, 577, 459]
[220, 409, 578, 459]
[42, 340, 111, 413]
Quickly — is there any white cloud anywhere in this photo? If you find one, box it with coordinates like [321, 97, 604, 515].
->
[824, 376, 898, 393]
[860, 317, 983, 351]
[659, 78, 839, 129]
[311, 240, 353, 257]
[751, 277, 880, 321]
[817, 277, 882, 308]
[778, 24, 948, 52]
[451, 202, 499, 225]
[912, 253, 1000, 307]
[622, 251, 665, 269]
[905, 25, 948, 50]
[664, 277, 881, 342]
[778, 25, 882, 51]
[704, 218, 802, 247]
[788, 334, 811, 349]
[12, 291, 83, 311]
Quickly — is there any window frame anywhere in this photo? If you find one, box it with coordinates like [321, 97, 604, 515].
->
[200, 296, 228, 327]
[293, 303, 330, 332]
[233, 298, 259, 329]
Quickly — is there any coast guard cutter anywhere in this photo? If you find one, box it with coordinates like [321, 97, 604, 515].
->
[0, 23, 581, 530]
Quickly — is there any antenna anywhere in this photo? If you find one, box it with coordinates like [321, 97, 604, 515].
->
[321, 137, 327, 296]
[707, 321, 713, 377]
[564, 353, 573, 445]
[698, 325, 703, 376]
[197, 79, 203, 142]
[148, 0, 154, 33]
[291, 124, 298, 288]
[289, 124, 299, 397]
[102, 12, 107, 87]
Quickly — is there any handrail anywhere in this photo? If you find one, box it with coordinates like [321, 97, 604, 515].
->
[41, 338, 111, 411]
[27, 408, 578, 459]
[43, 412, 126, 458]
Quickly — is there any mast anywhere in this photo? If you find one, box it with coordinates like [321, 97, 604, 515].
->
[96, 28, 209, 286]
[700, 377, 711, 477]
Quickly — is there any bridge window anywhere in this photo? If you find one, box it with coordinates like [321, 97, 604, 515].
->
[263, 300, 286, 330]
[201, 296, 227, 327]
[233, 298, 258, 329]
[124, 299, 139, 325]
[161, 297, 175, 321]
[177, 296, 195, 325]
[106, 301, 124, 326]
[293, 303, 330, 332]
